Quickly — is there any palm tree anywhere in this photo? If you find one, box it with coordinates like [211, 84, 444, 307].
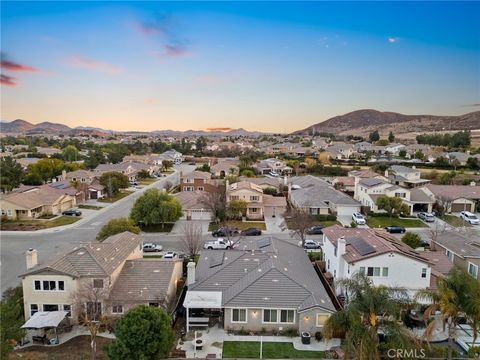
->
[323, 273, 416, 360]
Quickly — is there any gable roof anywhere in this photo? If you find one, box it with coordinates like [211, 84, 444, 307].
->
[190, 237, 336, 312]
[1, 187, 72, 210]
[433, 232, 480, 260]
[229, 181, 263, 194]
[173, 191, 208, 210]
[426, 184, 480, 201]
[182, 170, 211, 180]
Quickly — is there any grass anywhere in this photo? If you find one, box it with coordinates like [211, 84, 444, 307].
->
[78, 204, 102, 210]
[366, 216, 427, 229]
[208, 221, 267, 231]
[222, 341, 325, 359]
[98, 190, 133, 203]
[0, 216, 80, 231]
[138, 178, 158, 185]
[441, 214, 471, 228]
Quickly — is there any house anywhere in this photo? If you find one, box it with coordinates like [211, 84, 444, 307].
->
[210, 159, 240, 177]
[184, 237, 336, 333]
[446, 152, 470, 166]
[173, 191, 213, 220]
[20, 232, 183, 323]
[226, 180, 287, 220]
[288, 176, 361, 216]
[160, 150, 183, 165]
[420, 251, 454, 289]
[432, 231, 480, 281]
[424, 184, 480, 213]
[62, 169, 96, 184]
[0, 187, 75, 220]
[60, 170, 105, 200]
[325, 143, 355, 160]
[385, 165, 430, 188]
[36, 147, 62, 157]
[94, 162, 155, 182]
[239, 176, 283, 192]
[383, 143, 406, 156]
[180, 171, 218, 193]
[322, 226, 433, 299]
[253, 158, 292, 175]
[331, 176, 355, 193]
[123, 154, 164, 166]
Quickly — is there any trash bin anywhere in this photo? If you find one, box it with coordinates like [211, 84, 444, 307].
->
[301, 332, 311, 344]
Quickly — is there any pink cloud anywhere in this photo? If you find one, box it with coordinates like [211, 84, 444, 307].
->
[0, 74, 17, 86]
[1, 59, 39, 73]
[67, 56, 122, 74]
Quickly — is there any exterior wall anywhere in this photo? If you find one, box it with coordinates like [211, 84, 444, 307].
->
[298, 307, 333, 335]
[449, 198, 475, 213]
[228, 188, 264, 220]
[437, 243, 480, 281]
[224, 307, 298, 332]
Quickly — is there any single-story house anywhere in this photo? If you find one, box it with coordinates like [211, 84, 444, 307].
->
[173, 191, 214, 220]
[424, 184, 480, 213]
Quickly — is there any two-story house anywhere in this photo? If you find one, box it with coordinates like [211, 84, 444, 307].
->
[385, 165, 430, 188]
[159, 149, 183, 165]
[253, 158, 292, 175]
[94, 162, 156, 182]
[180, 171, 218, 193]
[20, 232, 183, 323]
[322, 226, 433, 299]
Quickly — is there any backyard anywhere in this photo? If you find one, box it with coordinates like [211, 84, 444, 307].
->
[0, 216, 80, 231]
[209, 221, 266, 231]
[366, 216, 427, 229]
[222, 341, 325, 359]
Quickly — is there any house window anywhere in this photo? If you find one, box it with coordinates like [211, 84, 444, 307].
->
[446, 250, 454, 263]
[382, 267, 389, 277]
[468, 263, 478, 278]
[34, 281, 41, 290]
[86, 302, 102, 321]
[421, 268, 427, 278]
[280, 310, 295, 323]
[263, 309, 278, 323]
[112, 304, 123, 314]
[93, 279, 104, 289]
[197, 187, 204, 191]
[359, 267, 365, 275]
[316, 314, 330, 327]
[58, 281, 65, 291]
[232, 309, 247, 323]
[230, 196, 239, 201]
[43, 280, 57, 291]
[43, 304, 59, 312]
[63, 304, 71, 317]
[250, 208, 259, 213]
[334, 246, 337, 257]
[250, 196, 259, 201]
[394, 193, 406, 198]
[327, 259, 330, 270]
[30, 304, 39, 316]
[367, 267, 380, 277]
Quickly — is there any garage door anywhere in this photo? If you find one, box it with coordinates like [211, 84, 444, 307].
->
[451, 203, 473, 213]
[336, 206, 360, 217]
[190, 210, 213, 220]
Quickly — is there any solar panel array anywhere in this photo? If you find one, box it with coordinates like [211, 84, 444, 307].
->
[347, 237, 376, 256]
[257, 238, 271, 248]
[209, 252, 225, 268]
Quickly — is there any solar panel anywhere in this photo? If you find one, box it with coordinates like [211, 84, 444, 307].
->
[258, 238, 271, 248]
[209, 252, 225, 268]
[347, 237, 376, 256]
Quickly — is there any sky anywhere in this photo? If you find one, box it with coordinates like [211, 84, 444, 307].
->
[1, 1, 479, 133]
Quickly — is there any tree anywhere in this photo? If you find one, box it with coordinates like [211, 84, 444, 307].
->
[263, 187, 278, 195]
[84, 149, 106, 169]
[376, 196, 409, 219]
[414, 150, 425, 161]
[62, 144, 80, 162]
[25, 158, 68, 184]
[1, 287, 25, 359]
[435, 156, 450, 167]
[0, 157, 24, 192]
[289, 206, 314, 247]
[96, 218, 140, 241]
[196, 163, 210, 172]
[130, 189, 182, 228]
[162, 160, 173, 171]
[240, 169, 255, 177]
[106, 305, 174, 360]
[195, 136, 207, 153]
[467, 157, 480, 170]
[180, 223, 203, 258]
[369, 130, 380, 142]
[226, 199, 247, 219]
[401, 232, 422, 249]
[200, 187, 226, 222]
[324, 273, 415, 360]
[137, 169, 151, 180]
[439, 171, 456, 185]
[99, 172, 130, 197]
[398, 149, 407, 158]
[388, 131, 395, 143]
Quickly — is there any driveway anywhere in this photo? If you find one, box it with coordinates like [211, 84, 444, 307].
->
[170, 220, 211, 235]
[264, 207, 287, 233]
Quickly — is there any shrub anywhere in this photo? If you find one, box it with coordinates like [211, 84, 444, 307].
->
[350, 221, 358, 228]
[401, 232, 423, 249]
[283, 328, 298, 337]
[468, 346, 480, 359]
[263, 187, 278, 195]
[308, 252, 323, 262]
[315, 214, 337, 221]
[315, 331, 323, 342]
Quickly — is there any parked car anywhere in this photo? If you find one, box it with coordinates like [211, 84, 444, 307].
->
[62, 209, 82, 216]
[241, 228, 262, 236]
[203, 239, 234, 250]
[163, 251, 177, 259]
[417, 212, 435, 223]
[384, 226, 406, 233]
[130, 182, 138, 186]
[268, 171, 279, 177]
[188, 162, 196, 165]
[352, 212, 366, 225]
[460, 211, 480, 225]
[303, 239, 321, 249]
[143, 243, 163, 252]
[212, 227, 239, 237]
[306, 225, 324, 235]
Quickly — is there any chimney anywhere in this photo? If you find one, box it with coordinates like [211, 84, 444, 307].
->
[384, 169, 389, 178]
[187, 262, 196, 286]
[26, 248, 38, 270]
[337, 236, 346, 257]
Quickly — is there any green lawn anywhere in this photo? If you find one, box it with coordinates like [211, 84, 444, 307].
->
[98, 191, 133, 203]
[0, 216, 80, 231]
[222, 341, 325, 359]
[139, 178, 158, 185]
[208, 221, 267, 231]
[78, 204, 102, 210]
[366, 216, 427, 229]
[441, 214, 471, 228]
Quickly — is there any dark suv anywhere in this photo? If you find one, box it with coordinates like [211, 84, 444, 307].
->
[212, 227, 239, 237]
[62, 209, 82, 216]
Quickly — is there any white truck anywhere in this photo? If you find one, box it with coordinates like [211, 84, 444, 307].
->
[203, 238, 234, 250]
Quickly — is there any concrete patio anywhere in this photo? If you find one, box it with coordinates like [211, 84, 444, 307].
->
[176, 324, 341, 358]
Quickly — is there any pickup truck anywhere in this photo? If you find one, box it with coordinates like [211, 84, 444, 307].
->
[203, 239, 234, 250]
[143, 243, 163, 252]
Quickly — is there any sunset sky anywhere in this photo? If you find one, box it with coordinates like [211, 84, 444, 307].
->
[1, 1, 479, 132]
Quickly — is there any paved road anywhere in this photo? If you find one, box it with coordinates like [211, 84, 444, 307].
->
[0, 164, 195, 293]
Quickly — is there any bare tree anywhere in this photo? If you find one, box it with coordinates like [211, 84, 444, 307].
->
[200, 186, 226, 223]
[180, 222, 204, 258]
[163, 180, 173, 192]
[288, 206, 314, 247]
[427, 219, 447, 251]
[71, 281, 110, 360]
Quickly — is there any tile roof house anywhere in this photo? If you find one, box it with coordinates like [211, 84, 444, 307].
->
[173, 190, 214, 220]
[20, 232, 183, 322]
[424, 184, 480, 213]
[322, 225, 433, 299]
[210, 159, 240, 177]
[253, 158, 292, 175]
[180, 171, 218, 193]
[185, 237, 336, 333]
[94, 161, 156, 182]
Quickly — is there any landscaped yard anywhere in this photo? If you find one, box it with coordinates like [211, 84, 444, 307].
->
[441, 214, 471, 228]
[222, 341, 325, 359]
[366, 216, 427, 229]
[139, 178, 158, 185]
[140, 223, 175, 233]
[78, 204, 103, 210]
[208, 221, 267, 231]
[98, 190, 133, 203]
[0, 216, 80, 231]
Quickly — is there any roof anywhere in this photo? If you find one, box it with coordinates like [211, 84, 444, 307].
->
[389, 165, 418, 174]
[229, 180, 263, 194]
[211, 160, 240, 172]
[109, 259, 180, 302]
[334, 176, 355, 186]
[410, 188, 435, 203]
[348, 169, 382, 179]
[184, 291, 222, 309]
[22, 311, 68, 329]
[263, 194, 287, 207]
[95, 161, 150, 173]
[426, 184, 480, 201]
[21, 232, 142, 278]
[173, 191, 209, 210]
[65, 169, 95, 178]
[421, 251, 454, 278]
[322, 225, 432, 265]
[190, 237, 336, 312]
[359, 178, 388, 187]
[1, 187, 71, 210]
[433, 232, 480, 259]
[182, 170, 211, 180]
[239, 176, 282, 188]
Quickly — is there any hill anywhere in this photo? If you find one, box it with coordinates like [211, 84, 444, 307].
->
[294, 110, 480, 136]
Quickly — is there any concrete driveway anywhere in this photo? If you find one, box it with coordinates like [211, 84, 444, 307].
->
[170, 220, 211, 235]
